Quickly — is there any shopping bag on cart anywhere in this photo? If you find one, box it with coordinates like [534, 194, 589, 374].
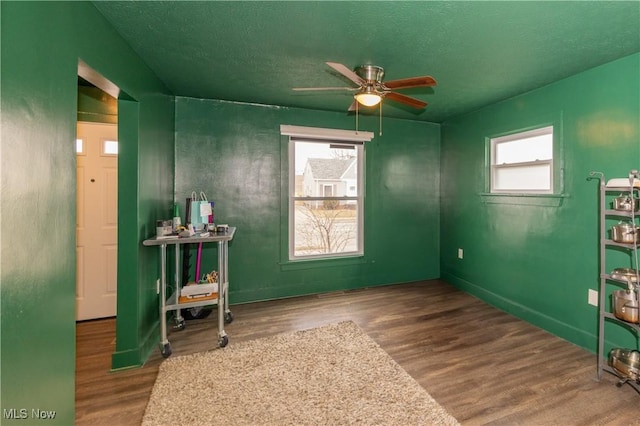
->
[190, 191, 211, 231]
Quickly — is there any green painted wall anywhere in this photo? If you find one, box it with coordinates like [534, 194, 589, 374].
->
[1, 2, 174, 423]
[440, 53, 640, 354]
[174, 98, 441, 303]
[2, 1, 636, 421]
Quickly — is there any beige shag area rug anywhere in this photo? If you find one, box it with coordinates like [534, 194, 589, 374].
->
[142, 321, 459, 425]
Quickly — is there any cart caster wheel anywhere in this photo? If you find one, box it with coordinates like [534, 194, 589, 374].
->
[218, 335, 229, 348]
[224, 311, 234, 324]
[174, 319, 186, 331]
[161, 343, 172, 358]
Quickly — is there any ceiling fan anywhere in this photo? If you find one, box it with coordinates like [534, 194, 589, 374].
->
[293, 62, 437, 111]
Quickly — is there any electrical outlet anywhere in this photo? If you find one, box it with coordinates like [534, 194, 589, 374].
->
[458, 248, 464, 259]
[156, 279, 160, 294]
[588, 289, 598, 306]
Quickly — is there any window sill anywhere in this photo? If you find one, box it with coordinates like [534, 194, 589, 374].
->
[279, 255, 366, 271]
[479, 192, 568, 207]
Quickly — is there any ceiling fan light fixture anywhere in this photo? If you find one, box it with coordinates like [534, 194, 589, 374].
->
[354, 90, 382, 107]
[295, 62, 434, 112]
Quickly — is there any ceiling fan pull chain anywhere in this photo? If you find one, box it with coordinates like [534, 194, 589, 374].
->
[379, 102, 383, 136]
[355, 101, 359, 132]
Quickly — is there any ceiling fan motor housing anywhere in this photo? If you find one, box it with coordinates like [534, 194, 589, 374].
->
[356, 65, 385, 84]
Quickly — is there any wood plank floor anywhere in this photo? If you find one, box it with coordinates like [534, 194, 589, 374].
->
[76, 280, 639, 425]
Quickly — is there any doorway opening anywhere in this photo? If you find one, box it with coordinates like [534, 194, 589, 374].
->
[75, 62, 132, 418]
[76, 75, 119, 321]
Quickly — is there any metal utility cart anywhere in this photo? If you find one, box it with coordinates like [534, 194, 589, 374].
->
[590, 171, 640, 393]
[143, 227, 236, 358]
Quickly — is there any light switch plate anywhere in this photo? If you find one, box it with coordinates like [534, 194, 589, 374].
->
[588, 289, 598, 306]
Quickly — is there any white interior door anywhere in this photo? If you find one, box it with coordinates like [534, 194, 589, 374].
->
[76, 122, 118, 321]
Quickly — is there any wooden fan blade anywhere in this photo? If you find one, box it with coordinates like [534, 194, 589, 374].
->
[384, 75, 437, 90]
[384, 91, 427, 109]
[292, 87, 358, 91]
[326, 62, 365, 86]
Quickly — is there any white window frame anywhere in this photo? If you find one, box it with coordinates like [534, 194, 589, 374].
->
[322, 184, 334, 197]
[490, 125, 554, 194]
[281, 125, 373, 261]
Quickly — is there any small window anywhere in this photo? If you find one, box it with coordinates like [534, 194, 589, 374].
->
[490, 126, 553, 194]
[76, 139, 84, 154]
[103, 140, 118, 155]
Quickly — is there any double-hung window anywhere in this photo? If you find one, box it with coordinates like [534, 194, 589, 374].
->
[490, 126, 554, 194]
[281, 125, 373, 260]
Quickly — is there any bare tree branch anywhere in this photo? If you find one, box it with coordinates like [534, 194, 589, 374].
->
[296, 202, 354, 255]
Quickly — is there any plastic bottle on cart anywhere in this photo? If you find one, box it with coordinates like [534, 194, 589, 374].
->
[173, 203, 181, 231]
